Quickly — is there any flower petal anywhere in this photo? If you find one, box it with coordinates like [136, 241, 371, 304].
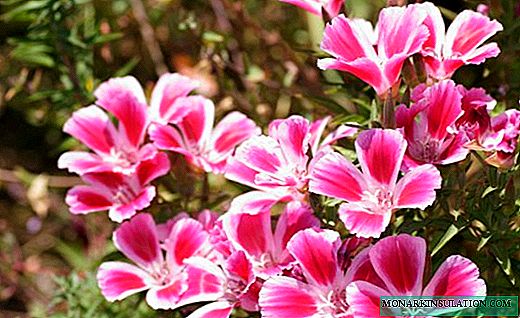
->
[135, 152, 170, 186]
[394, 164, 441, 209]
[287, 228, 340, 287]
[148, 123, 186, 152]
[273, 201, 320, 254]
[165, 218, 209, 268]
[113, 213, 163, 270]
[346, 281, 392, 318]
[338, 203, 392, 239]
[63, 106, 117, 155]
[423, 80, 463, 140]
[187, 301, 234, 318]
[65, 185, 112, 215]
[146, 277, 189, 310]
[355, 129, 406, 186]
[369, 234, 426, 295]
[97, 261, 152, 301]
[309, 151, 366, 202]
[259, 276, 321, 318]
[176, 96, 215, 149]
[269, 116, 311, 166]
[423, 255, 486, 296]
[58, 151, 111, 175]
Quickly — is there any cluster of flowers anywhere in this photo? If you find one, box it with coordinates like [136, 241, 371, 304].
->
[58, 1, 520, 317]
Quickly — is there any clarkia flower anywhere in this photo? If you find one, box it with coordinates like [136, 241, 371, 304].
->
[309, 128, 442, 238]
[396, 80, 469, 168]
[278, 0, 345, 18]
[415, 2, 503, 79]
[149, 94, 260, 174]
[97, 213, 224, 310]
[346, 234, 486, 317]
[65, 152, 170, 222]
[318, 5, 429, 96]
[225, 115, 357, 201]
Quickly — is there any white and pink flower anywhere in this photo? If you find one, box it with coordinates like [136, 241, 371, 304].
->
[278, 0, 345, 18]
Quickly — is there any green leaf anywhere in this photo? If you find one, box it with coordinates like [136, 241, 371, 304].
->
[431, 223, 467, 256]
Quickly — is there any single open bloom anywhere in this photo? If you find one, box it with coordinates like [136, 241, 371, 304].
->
[58, 74, 190, 175]
[278, 0, 344, 18]
[65, 152, 169, 222]
[318, 5, 429, 96]
[309, 129, 442, 238]
[259, 228, 369, 318]
[225, 115, 357, 201]
[346, 234, 486, 317]
[396, 80, 469, 169]
[415, 2, 503, 79]
[149, 94, 260, 174]
[223, 196, 320, 278]
[97, 213, 224, 310]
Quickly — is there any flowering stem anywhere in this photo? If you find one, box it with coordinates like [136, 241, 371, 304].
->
[382, 91, 396, 129]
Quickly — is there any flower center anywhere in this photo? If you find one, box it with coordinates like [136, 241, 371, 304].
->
[112, 184, 138, 205]
[325, 289, 350, 317]
[362, 187, 393, 215]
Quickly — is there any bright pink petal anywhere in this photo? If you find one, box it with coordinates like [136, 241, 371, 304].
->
[309, 151, 366, 202]
[224, 158, 261, 189]
[346, 281, 392, 318]
[63, 106, 117, 155]
[287, 228, 340, 287]
[308, 116, 330, 154]
[113, 213, 163, 270]
[182, 257, 227, 304]
[394, 164, 441, 209]
[320, 124, 358, 149]
[345, 248, 386, 288]
[278, 0, 321, 16]
[150, 73, 199, 124]
[58, 151, 111, 175]
[146, 277, 189, 310]
[135, 152, 170, 186]
[234, 136, 285, 177]
[226, 250, 255, 285]
[97, 261, 152, 301]
[369, 234, 426, 295]
[259, 276, 321, 318]
[187, 301, 234, 318]
[274, 201, 320, 254]
[268, 116, 310, 166]
[323, 0, 345, 17]
[424, 80, 463, 140]
[355, 129, 406, 186]
[414, 2, 445, 57]
[227, 191, 280, 215]
[94, 77, 148, 148]
[338, 203, 392, 239]
[148, 123, 186, 152]
[444, 10, 503, 60]
[176, 96, 215, 149]
[423, 255, 486, 296]
[65, 185, 112, 215]
[108, 186, 155, 223]
[209, 111, 260, 169]
[165, 218, 209, 268]
[223, 206, 274, 259]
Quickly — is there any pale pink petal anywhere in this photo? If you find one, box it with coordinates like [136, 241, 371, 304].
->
[97, 261, 153, 301]
[437, 133, 470, 165]
[338, 203, 392, 239]
[176, 96, 215, 149]
[369, 234, 426, 295]
[135, 152, 170, 186]
[58, 151, 114, 175]
[113, 213, 163, 270]
[150, 73, 199, 124]
[278, 0, 321, 16]
[308, 116, 330, 154]
[377, 5, 429, 60]
[414, 2, 445, 57]
[394, 164, 441, 209]
[208, 111, 260, 169]
[259, 276, 321, 318]
[355, 129, 406, 186]
[223, 206, 274, 259]
[94, 77, 148, 148]
[444, 10, 503, 60]
[148, 123, 186, 152]
[309, 151, 366, 202]
[273, 201, 320, 253]
[63, 106, 117, 155]
[108, 186, 155, 223]
[346, 281, 392, 318]
[323, 0, 345, 17]
[227, 191, 280, 215]
[197, 210, 219, 231]
[287, 228, 340, 287]
[146, 277, 189, 310]
[423, 255, 486, 296]
[165, 218, 209, 268]
[320, 124, 358, 149]
[182, 257, 227, 304]
[233, 135, 286, 176]
[464, 42, 501, 64]
[187, 301, 234, 318]
[269, 116, 311, 166]
[65, 185, 112, 215]
[224, 158, 261, 189]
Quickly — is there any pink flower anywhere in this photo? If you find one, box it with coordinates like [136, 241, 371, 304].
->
[396, 80, 469, 168]
[97, 213, 225, 310]
[65, 152, 170, 222]
[455, 86, 496, 141]
[223, 196, 320, 278]
[318, 5, 429, 96]
[259, 228, 358, 317]
[309, 129, 442, 238]
[278, 0, 345, 17]
[149, 95, 260, 174]
[225, 115, 357, 201]
[346, 234, 486, 317]
[58, 76, 155, 175]
[415, 2, 503, 79]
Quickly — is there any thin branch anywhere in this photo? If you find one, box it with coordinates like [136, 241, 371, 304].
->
[0, 169, 81, 188]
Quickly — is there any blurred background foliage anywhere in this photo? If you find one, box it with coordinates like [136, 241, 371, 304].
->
[0, 0, 519, 316]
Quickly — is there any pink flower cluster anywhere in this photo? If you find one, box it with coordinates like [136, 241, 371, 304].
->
[57, 1, 520, 317]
